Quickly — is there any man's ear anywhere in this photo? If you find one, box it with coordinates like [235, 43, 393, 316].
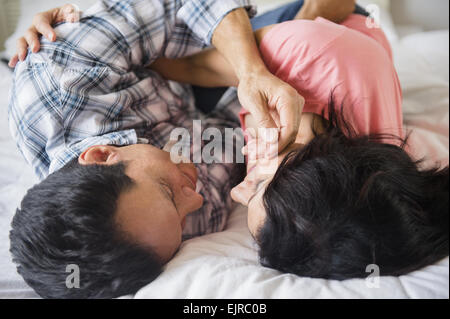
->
[78, 145, 118, 165]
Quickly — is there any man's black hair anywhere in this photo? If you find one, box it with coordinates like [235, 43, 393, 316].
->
[10, 159, 163, 299]
[258, 96, 449, 280]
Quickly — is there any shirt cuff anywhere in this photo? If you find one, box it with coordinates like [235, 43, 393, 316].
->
[178, 0, 257, 46]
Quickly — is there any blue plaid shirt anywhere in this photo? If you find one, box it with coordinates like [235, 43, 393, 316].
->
[9, 0, 254, 239]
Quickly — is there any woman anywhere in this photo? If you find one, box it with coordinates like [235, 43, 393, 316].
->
[154, 12, 449, 279]
[16, 5, 449, 280]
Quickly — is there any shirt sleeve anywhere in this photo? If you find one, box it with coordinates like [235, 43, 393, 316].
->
[177, 0, 257, 46]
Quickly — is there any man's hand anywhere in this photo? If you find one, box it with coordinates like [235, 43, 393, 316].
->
[8, 4, 80, 68]
[212, 8, 303, 152]
[296, 0, 356, 23]
[238, 69, 304, 152]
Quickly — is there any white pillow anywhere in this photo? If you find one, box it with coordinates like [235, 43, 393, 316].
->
[401, 30, 449, 82]
[391, 30, 449, 115]
[2, 0, 98, 59]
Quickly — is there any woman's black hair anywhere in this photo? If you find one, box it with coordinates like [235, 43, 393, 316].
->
[258, 95, 449, 280]
[9, 159, 163, 298]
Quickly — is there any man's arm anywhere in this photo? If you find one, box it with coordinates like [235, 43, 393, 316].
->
[149, 26, 271, 87]
[211, 8, 265, 82]
[210, 8, 303, 152]
[150, 50, 237, 88]
[207, 1, 356, 151]
[150, 0, 358, 85]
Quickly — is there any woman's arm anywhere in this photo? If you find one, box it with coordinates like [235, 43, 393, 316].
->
[149, 50, 238, 88]
[149, 27, 273, 88]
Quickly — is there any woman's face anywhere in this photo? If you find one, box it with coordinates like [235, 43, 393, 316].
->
[231, 141, 303, 238]
[232, 112, 325, 238]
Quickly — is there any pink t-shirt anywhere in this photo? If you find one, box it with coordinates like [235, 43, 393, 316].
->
[240, 14, 403, 142]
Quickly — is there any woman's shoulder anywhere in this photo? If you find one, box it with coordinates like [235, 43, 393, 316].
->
[340, 14, 393, 60]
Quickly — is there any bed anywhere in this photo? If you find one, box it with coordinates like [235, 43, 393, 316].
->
[0, 0, 448, 299]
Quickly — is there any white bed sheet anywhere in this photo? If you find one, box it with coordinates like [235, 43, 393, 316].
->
[0, 17, 448, 300]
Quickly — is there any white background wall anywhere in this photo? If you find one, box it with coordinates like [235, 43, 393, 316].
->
[391, 0, 449, 31]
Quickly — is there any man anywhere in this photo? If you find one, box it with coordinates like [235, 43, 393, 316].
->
[8, 0, 358, 298]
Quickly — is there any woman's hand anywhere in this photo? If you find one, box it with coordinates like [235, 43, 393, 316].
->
[8, 4, 80, 68]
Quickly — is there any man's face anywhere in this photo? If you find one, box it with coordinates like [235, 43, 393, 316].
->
[79, 143, 204, 263]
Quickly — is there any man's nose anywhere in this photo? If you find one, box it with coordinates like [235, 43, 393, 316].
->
[179, 190, 204, 218]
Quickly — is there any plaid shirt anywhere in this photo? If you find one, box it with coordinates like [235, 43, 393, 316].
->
[8, 0, 255, 239]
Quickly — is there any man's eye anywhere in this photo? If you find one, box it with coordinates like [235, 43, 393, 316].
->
[160, 180, 180, 216]
[160, 180, 174, 201]
[165, 185, 175, 201]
